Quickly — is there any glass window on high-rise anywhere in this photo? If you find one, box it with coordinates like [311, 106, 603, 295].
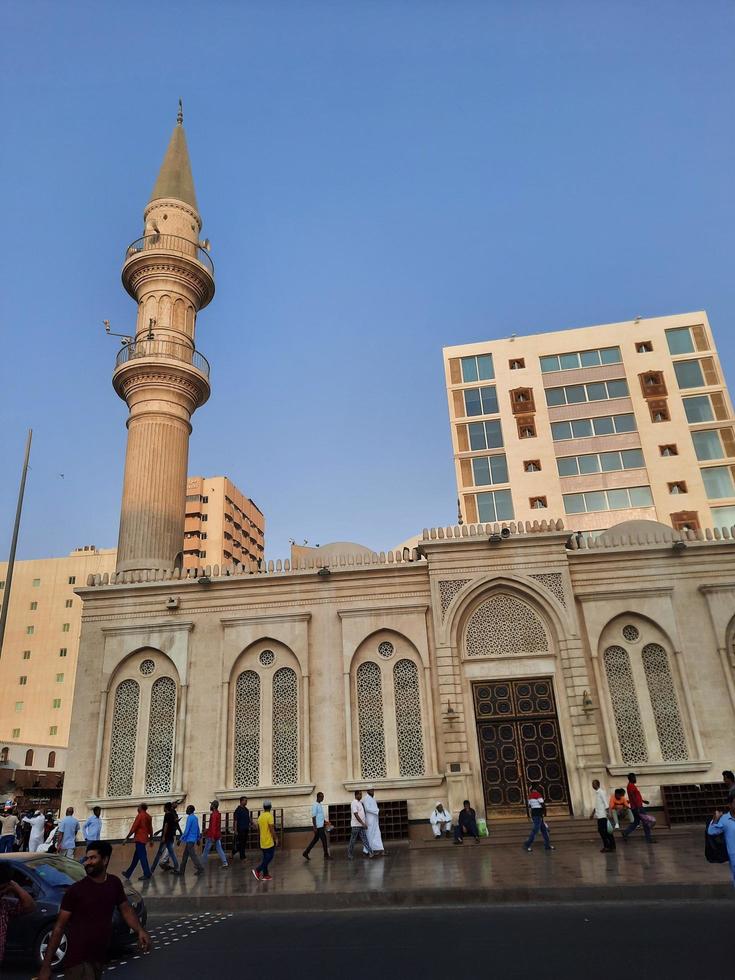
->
[464, 386, 498, 416]
[666, 327, 695, 355]
[472, 454, 509, 487]
[468, 420, 504, 451]
[476, 489, 514, 522]
[712, 505, 735, 528]
[701, 465, 735, 500]
[691, 430, 724, 461]
[683, 395, 714, 423]
[461, 354, 494, 383]
[674, 360, 705, 389]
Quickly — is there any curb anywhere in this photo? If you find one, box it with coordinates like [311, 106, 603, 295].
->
[142, 880, 733, 914]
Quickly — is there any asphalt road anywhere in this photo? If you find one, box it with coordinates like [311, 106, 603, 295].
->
[4, 902, 731, 979]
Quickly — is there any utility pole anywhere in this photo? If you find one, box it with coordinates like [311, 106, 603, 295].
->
[0, 428, 32, 659]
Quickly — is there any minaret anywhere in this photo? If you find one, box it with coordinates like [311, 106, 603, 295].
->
[113, 102, 214, 574]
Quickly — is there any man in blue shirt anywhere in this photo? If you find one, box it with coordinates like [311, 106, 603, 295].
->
[56, 807, 80, 858]
[302, 792, 331, 861]
[83, 807, 102, 842]
[179, 805, 204, 875]
[707, 797, 735, 886]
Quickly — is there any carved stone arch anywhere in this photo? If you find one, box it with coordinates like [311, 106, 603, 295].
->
[185, 304, 195, 338]
[445, 574, 568, 653]
[349, 627, 424, 672]
[143, 295, 157, 328]
[173, 297, 186, 332]
[599, 611, 677, 654]
[228, 638, 304, 790]
[158, 293, 172, 326]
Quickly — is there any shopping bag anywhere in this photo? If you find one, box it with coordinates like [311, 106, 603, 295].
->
[640, 812, 656, 828]
[476, 817, 489, 838]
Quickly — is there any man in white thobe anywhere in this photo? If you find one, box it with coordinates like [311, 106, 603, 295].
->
[22, 811, 46, 852]
[363, 789, 384, 855]
[430, 803, 452, 838]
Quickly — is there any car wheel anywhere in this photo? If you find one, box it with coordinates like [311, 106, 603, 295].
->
[34, 924, 68, 970]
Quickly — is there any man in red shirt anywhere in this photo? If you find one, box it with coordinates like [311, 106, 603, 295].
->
[122, 803, 154, 880]
[622, 772, 655, 843]
[39, 840, 149, 980]
[202, 800, 229, 868]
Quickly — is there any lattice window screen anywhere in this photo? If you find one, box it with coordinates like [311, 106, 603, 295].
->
[356, 661, 387, 779]
[106, 679, 140, 797]
[272, 667, 299, 785]
[603, 646, 648, 764]
[234, 670, 261, 788]
[642, 643, 688, 761]
[144, 677, 177, 795]
[465, 594, 549, 657]
[393, 659, 425, 777]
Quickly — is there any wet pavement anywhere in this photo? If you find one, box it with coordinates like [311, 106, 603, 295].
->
[96, 829, 732, 910]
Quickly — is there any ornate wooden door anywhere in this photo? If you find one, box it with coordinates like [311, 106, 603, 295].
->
[473, 678, 571, 815]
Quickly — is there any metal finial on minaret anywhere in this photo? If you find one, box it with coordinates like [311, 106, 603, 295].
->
[177, 98, 183, 126]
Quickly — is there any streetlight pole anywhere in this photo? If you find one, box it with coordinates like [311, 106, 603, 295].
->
[0, 428, 32, 659]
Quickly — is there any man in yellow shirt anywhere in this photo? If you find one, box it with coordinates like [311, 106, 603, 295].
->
[252, 800, 278, 882]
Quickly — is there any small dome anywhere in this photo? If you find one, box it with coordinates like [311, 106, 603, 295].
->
[597, 519, 676, 545]
[311, 541, 375, 558]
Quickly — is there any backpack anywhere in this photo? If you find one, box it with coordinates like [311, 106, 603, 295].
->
[704, 822, 729, 864]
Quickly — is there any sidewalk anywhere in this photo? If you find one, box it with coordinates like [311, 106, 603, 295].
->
[106, 830, 733, 911]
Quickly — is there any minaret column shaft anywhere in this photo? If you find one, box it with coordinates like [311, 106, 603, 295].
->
[117, 411, 191, 574]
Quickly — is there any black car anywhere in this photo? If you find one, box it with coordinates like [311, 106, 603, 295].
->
[1, 853, 146, 970]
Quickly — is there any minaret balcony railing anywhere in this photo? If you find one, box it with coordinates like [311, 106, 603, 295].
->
[115, 339, 210, 378]
[124, 234, 214, 276]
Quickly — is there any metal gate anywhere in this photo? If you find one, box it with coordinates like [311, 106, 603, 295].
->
[473, 678, 571, 815]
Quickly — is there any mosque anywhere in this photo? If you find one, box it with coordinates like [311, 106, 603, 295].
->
[61, 110, 735, 841]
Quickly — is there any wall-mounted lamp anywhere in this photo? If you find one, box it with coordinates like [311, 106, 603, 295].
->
[444, 700, 458, 723]
[582, 690, 594, 714]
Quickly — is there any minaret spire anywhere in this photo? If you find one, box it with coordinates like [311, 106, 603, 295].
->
[149, 104, 198, 210]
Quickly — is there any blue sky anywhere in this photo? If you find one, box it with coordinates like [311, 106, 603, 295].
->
[1, 1, 733, 561]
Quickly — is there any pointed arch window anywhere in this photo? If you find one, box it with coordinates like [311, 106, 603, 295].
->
[232, 652, 302, 789]
[393, 659, 425, 777]
[602, 634, 689, 765]
[641, 644, 688, 761]
[272, 667, 299, 785]
[603, 647, 648, 764]
[144, 677, 177, 794]
[356, 662, 388, 779]
[107, 679, 140, 797]
[103, 654, 180, 799]
[353, 642, 428, 781]
[234, 670, 261, 788]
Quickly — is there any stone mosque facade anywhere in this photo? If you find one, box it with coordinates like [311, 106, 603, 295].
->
[61, 112, 735, 839]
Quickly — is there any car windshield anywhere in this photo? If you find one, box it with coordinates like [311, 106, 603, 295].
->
[26, 856, 87, 887]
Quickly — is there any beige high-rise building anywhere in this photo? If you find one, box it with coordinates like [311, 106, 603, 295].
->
[0, 476, 260, 764]
[184, 476, 264, 570]
[0, 547, 116, 767]
[444, 313, 735, 533]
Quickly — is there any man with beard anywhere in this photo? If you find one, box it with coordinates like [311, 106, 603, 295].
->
[38, 840, 150, 979]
